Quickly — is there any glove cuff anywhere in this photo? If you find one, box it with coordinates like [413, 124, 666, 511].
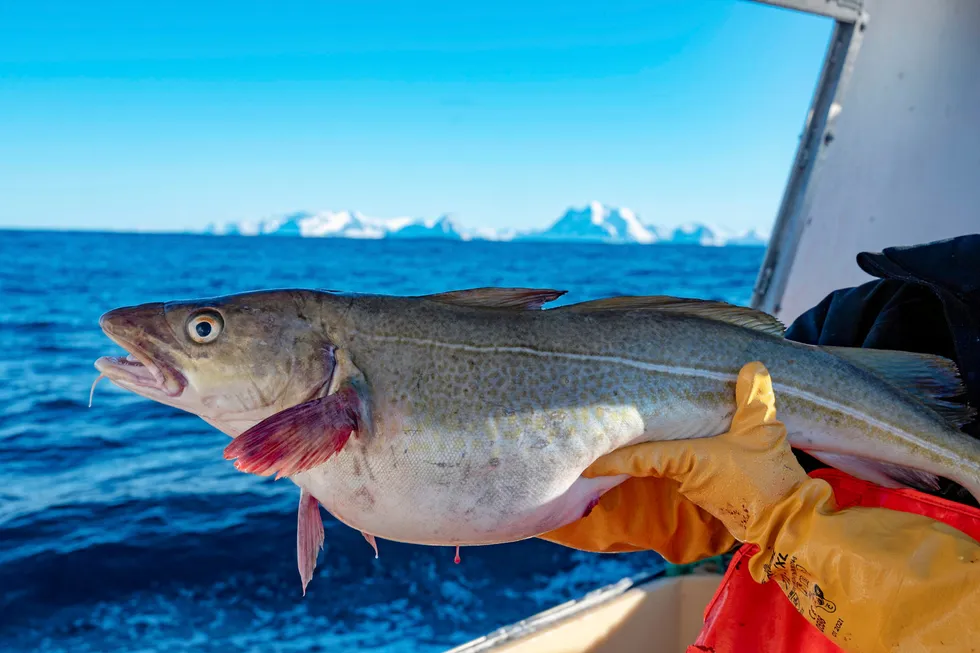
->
[745, 477, 838, 583]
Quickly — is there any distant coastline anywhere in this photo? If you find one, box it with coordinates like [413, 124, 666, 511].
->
[202, 201, 770, 247]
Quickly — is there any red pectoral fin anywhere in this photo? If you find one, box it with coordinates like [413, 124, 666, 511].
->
[297, 488, 324, 596]
[223, 385, 360, 479]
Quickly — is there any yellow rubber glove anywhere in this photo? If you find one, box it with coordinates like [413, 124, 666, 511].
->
[568, 361, 980, 653]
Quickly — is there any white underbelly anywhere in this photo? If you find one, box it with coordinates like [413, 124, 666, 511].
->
[289, 418, 635, 546]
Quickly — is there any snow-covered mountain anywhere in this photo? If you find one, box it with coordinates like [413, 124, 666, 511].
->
[518, 201, 659, 244]
[670, 223, 720, 246]
[209, 211, 421, 239]
[204, 203, 769, 246]
[516, 203, 770, 246]
[296, 210, 401, 239]
[387, 215, 465, 240]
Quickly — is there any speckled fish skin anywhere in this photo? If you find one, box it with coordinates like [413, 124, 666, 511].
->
[302, 292, 980, 545]
[96, 289, 980, 548]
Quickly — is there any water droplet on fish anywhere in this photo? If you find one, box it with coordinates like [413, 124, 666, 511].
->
[454, 546, 461, 564]
[89, 374, 106, 408]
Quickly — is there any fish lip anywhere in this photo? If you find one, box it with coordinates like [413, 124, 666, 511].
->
[95, 333, 187, 398]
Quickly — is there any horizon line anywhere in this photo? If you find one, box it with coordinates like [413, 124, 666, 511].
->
[0, 225, 769, 246]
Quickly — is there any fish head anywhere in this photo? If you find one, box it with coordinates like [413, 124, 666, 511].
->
[95, 290, 335, 432]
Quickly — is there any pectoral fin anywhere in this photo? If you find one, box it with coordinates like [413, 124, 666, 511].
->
[297, 487, 325, 596]
[223, 384, 361, 479]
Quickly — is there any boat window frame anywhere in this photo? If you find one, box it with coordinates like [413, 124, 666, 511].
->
[744, 0, 868, 315]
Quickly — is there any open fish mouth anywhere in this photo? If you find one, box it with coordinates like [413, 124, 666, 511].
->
[94, 338, 186, 398]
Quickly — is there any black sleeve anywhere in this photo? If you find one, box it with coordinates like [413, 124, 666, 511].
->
[785, 280, 957, 363]
[780, 234, 980, 504]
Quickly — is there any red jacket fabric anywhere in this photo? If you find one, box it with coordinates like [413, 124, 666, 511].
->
[687, 469, 980, 653]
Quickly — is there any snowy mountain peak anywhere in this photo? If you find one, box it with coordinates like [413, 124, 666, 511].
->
[525, 202, 659, 244]
[586, 200, 605, 223]
[388, 214, 465, 240]
[671, 223, 719, 246]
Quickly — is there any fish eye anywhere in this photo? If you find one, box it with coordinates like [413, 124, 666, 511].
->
[186, 310, 224, 344]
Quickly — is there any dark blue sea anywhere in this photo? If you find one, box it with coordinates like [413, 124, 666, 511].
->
[0, 230, 764, 652]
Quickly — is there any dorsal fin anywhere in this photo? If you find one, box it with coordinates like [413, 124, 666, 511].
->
[822, 346, 977, 429]
[559, 296, 785, 336]
[422, 287, 566, 311]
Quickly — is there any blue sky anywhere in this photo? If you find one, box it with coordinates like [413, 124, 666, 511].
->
[0, 1, 831, 234]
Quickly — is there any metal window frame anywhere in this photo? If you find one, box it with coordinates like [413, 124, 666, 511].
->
[746, 0, 868, 315]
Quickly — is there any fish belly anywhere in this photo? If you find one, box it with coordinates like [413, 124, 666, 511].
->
[290, 405, 648, 546]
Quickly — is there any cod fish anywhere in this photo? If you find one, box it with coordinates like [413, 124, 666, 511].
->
[93, 288, 980, 592]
